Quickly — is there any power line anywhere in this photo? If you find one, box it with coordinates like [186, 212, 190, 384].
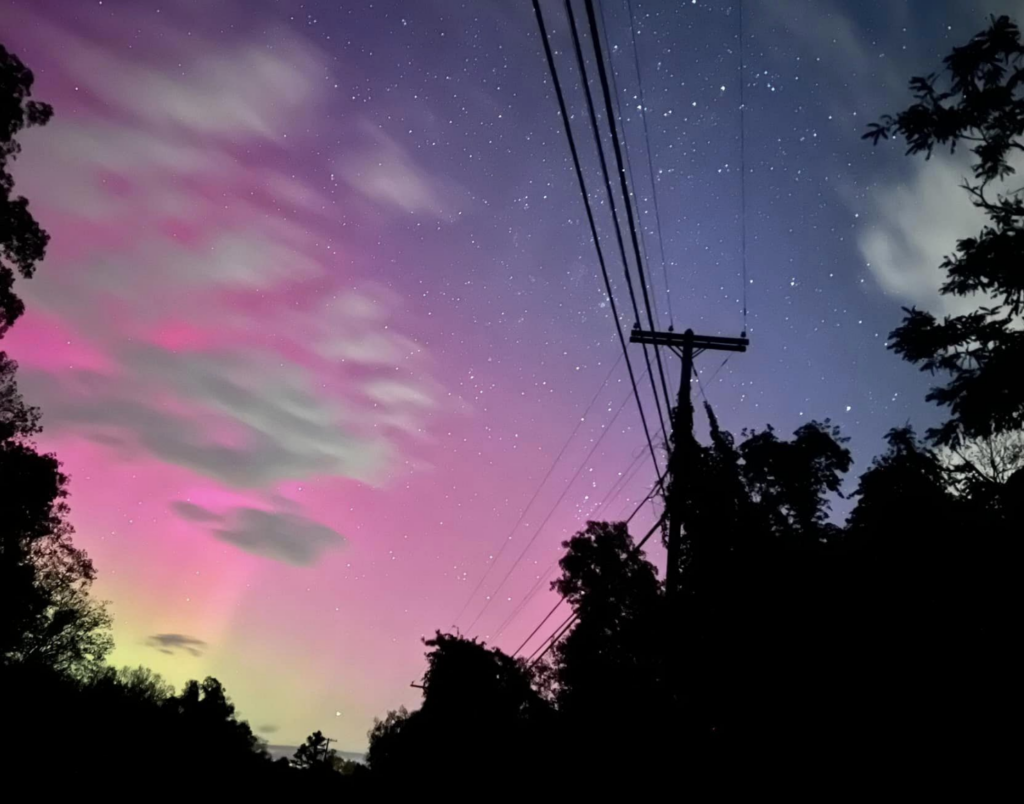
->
[493, 462, 636, 641]
[499, 470, 661, 646]
[589, 445, 647, 519]
[520, 505, 665, 663]
[491, 425, 659, 644]
[518, 594, 572, 662]
[738, 0, 749, 335]
[527, 611, 576, 664]
[692, 360, 710, 405]
[621, 479, 662, 525]
[708, 355, 732, 385]
[562, 0, 672, 442]
[451, 354, 623, 627]
[493, 443, 654, 641]
[612, 474, 660, 521]
[622, 0, 674, 330]
[495, 564, 557, 641]
[687, 356, 732, 419]
[516, 0, 675, 673]
[600, 1, 662, 334]
[531, 0, 663, 488]
[591, 441, 663, 521]
[466, 374, 640, 635]
[577, 0, 676, 426]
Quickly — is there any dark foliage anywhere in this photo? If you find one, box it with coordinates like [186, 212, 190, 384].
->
[293, 729, 335, 769]
[293, 729, 361, 775]
[866, 15, 1024, 445]
[551, 520, 666, 751]
[367, 631, 556, 786]
[1, 353, 112, 675]
[0, 43, 51, 338]
[0, 664, 370, 793]
[365, 413, 1012, 787]
[0, 45, 109, 677]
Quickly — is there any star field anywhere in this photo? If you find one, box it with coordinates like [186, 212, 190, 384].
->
[0, 0, 1004, 749]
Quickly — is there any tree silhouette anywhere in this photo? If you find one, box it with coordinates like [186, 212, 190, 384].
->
[293, 730, 335, 769]
[173, 676, 266, 758]
[0, 351, 38, 439]
[0, 43, 110, 678]
[1, 354, 112, 674]
[836, 426, 991, 763]
[112, 664, 176, 703]
[865, 15, 1024, 445]
[738, 419, 852, 542]
[551, 520, 666, 739]
[516, 409, 864, 778]
[367, 632, 553, 784]
[1, 43, 52, 338]
[365, 706, 412, 776]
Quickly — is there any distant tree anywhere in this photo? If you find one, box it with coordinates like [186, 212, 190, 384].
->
[293, 730, 336, 770]
[551, 521, 664, 717]
[838, 427, 982, 755]
[173, 676, 266, 758]
[1, 354, 111, 675]
[845, 426, 956, 588]
[542, 519, 673, 768]
[738, 420, 852, 543]
[366, 633, 552, 784]
[331, 755, 361, 776]
[365, 706, 411, 776]
[1, 43, 52, 338]
[866, 15, 1024, 445]
[114, 664, 175, 703]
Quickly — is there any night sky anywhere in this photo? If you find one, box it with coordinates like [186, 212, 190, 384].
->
[1, 0, 1003, 749]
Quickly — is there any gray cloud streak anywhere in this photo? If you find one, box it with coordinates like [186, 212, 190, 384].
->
[147, 633, 208, 657]
[23, 346, 390, 488]
[213, 508, 345, 566]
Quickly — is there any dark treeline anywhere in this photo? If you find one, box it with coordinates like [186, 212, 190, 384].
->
[2, 16, 1021, 793]
[366, 423, 1017, 790]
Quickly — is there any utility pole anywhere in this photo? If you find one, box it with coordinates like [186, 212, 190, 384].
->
[629, 327, 748, 605]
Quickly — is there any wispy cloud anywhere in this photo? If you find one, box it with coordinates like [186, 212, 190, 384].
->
[337, 121, 464, 218]
[213, 507, 346, 566]
[855, 152, 992, 316]
[5, 4, 441, 566]
[37, 16, 322, 141]
[763, 0, 1017, 316]
[147, 633, 208, 657]
[170, 501, 345, 566]
[26, 346, 392, 487]
[171, 501, 225, 523]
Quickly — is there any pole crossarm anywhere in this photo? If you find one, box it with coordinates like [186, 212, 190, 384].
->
[627, 326, 750, 605]
[629, 329, 749, 353]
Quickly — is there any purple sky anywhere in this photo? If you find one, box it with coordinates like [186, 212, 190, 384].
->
[1, 0, 1000, 748]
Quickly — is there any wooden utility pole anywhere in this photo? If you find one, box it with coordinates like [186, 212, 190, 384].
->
[629, 328, 748, 604]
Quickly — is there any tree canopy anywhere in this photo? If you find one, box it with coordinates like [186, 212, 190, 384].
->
[866, 14, 1024, 445]
[1, 354, 112, 675]
[0, 43, 51, 338]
